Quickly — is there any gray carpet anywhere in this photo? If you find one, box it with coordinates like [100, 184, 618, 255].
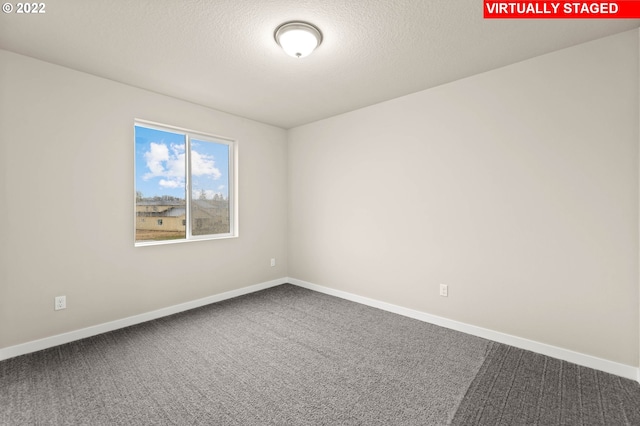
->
[1, 284, 488, 425]
[1, 284, 639, 425]
[451, 342, 640, 426]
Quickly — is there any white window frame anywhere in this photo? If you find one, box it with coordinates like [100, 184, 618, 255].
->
[134, 119, 238, 246]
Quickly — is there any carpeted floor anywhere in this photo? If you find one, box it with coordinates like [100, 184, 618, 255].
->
[1, 284, 639, 425]
[451, 343, 640, 425]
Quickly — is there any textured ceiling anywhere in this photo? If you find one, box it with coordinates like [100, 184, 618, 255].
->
[0, 0, 638, 129]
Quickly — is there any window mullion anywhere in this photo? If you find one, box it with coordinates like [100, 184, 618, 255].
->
[185, 134, 192, 239]
[228, 140, 235, 235]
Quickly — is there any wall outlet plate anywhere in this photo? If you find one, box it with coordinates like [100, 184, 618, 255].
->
[55, 296, 66, 310]
[439, 284, 448, 297]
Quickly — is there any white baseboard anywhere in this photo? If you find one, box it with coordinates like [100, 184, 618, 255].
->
[3, 276, 639, 384]
[288, 277, 640, 383]
[0, 278, 287, 362]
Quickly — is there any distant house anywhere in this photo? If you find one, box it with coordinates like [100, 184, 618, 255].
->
[136, 200, 186, 232]
[136, 199, 229, 234]
[192, 199, 230, 235]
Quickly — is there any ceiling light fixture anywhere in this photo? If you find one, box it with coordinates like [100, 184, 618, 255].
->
[274, 21, 322, 58]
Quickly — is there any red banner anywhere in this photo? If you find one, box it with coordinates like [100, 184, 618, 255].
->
[484, 1, 640, 18]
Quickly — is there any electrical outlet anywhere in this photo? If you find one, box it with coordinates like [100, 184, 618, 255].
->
[270, 258, 276, 267]
[439, 284, 448, 297]
[54, 296, 66, 311]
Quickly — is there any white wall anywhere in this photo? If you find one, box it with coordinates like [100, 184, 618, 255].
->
[0, 50, 288, 349]
[2, 30, 639, 371]
[289, 30, 639, 366]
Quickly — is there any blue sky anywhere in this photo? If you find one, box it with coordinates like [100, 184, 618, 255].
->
[135, 126, 230, 200]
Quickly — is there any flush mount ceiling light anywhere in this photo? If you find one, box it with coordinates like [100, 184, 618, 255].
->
[274, 21, 322, 58]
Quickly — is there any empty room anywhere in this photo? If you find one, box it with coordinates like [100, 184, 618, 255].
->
[1, 1, 640, 424]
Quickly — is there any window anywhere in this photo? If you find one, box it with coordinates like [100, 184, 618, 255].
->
[134, 120, 236, 245]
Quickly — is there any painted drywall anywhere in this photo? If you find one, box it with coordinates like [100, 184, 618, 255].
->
[0, 50, 288, 349]
[288, 30, 639, 366]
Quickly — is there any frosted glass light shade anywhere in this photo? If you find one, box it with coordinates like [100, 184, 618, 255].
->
[275, 22, 322, 58]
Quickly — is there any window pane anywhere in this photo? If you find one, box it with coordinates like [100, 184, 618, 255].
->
[135, 126, 187, 242]
[190, 139, 230, 236]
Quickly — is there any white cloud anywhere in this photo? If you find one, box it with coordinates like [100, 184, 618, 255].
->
[143, 143, 221, 192]
[191, 149, 221, 179]
[143, 142, 211, 191]
[159, 179, 182, 189]
[143, 143, 169, 177]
